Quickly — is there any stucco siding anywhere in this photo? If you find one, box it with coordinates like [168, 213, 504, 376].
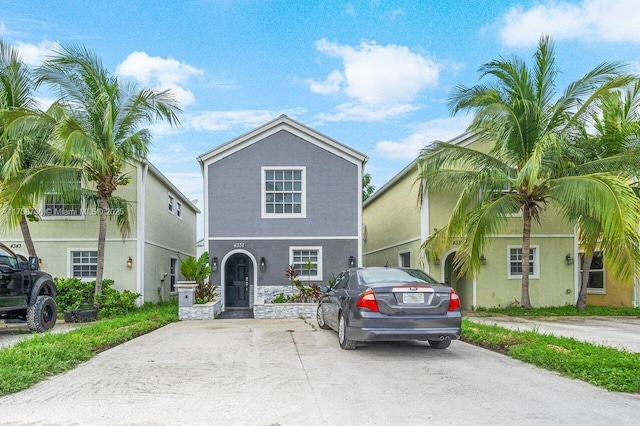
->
[207, 130, 359, 238]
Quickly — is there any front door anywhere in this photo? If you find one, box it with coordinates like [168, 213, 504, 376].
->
[226, 254, 250, 307]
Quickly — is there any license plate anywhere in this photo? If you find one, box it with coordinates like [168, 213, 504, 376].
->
[403, 292, 424, 304]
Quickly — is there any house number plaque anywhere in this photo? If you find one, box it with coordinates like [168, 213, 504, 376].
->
[233, 242, 245, 248]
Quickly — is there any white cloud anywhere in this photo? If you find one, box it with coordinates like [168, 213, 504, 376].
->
[116, 51, 203, 106]
[307, 39, 441, 105]
[14, 40, 58, 66]
[498, 0, 640, 47]
[374, 115, 473, 160]
[345, 4, 357, 17]
[316, 102, 420, 122]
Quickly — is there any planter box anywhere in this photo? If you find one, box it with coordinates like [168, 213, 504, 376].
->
[179, 300, 222, 321]
[253, 303, 317, 319]
[64, 309, 98, 323]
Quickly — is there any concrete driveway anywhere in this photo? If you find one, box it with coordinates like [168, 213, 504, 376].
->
[0, 318, 638, 425]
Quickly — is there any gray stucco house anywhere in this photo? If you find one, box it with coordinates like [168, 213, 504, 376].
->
[197, 115, 367, 311]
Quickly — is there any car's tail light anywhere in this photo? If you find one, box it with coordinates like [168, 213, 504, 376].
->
[448, 289, 461, 311]
[357, 289, 379, 312]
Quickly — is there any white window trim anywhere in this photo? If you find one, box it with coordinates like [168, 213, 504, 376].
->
[67, 248, 98, 282]
[169, 256, 178, 294]
[580, 251, 606, 295]
[289, 246, 322, 281]
[41, 182, 85, 221]
[261, 166, 306, 219]
[176, 201, 183, 219]
[168, 194, 175, 215]
[398, 250, 411, 268]
[507, 245, 540, 279]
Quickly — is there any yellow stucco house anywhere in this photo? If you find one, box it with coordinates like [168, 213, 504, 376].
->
[363, 133, 639, 309]
[1, 160, 199, 304]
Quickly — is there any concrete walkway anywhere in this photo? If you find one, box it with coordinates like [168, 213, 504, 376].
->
[466, 315, 640, 352]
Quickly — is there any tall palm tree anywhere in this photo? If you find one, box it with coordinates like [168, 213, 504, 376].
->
[36, 44, 181, 301]
[0, 39, 44, 258]
[417, 36, 640, 309]
[570, 81, 640, 310]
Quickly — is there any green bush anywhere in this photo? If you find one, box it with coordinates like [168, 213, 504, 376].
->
[54, 278, 140, 318]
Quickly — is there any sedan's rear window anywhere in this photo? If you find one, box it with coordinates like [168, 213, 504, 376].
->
[358, 269, 438, 285]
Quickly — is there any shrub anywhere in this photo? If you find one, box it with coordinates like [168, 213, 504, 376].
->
[54, 278, 140, 318]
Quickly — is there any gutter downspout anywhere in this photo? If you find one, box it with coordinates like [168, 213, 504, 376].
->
[136, 161, 149, 305]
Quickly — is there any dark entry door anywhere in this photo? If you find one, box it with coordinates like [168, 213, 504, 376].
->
[226, 254, 250, 307]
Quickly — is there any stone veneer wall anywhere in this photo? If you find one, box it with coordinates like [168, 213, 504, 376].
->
[257, 285, 300, 303]
[179, 300, 223, 320]
[253, 303, 317, 319]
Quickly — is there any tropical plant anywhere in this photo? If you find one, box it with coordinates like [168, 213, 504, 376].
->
[362, 172, 375, 202]
[34, 44, 181, 303]
[417, 36, 640, 309]
[180, 252, 217, 304]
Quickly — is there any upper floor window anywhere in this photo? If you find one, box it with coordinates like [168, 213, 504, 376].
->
[580, 251, 605, 294]
[168, 194, 175, 214]
[44, 177, 82, 217]
[176, 201, 182, 218]
[508, 245, 540, 279]
[262, 167, 306, 218]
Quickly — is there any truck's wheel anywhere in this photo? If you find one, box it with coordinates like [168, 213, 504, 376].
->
[27, 295, 57, 332]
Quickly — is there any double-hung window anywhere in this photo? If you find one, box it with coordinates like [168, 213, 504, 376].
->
[580, 251, 605, 294]
[290, 247, 322, 281]
[508, 245, 540, 279]
[170, 258, 177, 293]
[262, 167, 306, 218]
[44, 176, 82, 218]
[70, 250, 98, 279]
[168, 194, 175, 214]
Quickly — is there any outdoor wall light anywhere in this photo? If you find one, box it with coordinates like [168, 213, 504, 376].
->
[260, 257, 266, 272]
[565, 253, 574, 265]
[480, 254, 487, 265]
[349, 256, 356, 268]
[126, 256, 133, 268]
[211, 257, 219, 272]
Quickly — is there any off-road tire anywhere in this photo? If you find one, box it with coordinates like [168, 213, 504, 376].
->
[317, 304, 331, 330]
[338, 312, 357, 350]
[428, 339, 452, 349]
[27, 295, 57, 332]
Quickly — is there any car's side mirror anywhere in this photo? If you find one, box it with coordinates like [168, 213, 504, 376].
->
[29, 257, 39, 271]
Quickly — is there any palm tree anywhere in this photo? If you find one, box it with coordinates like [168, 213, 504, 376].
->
[417, 36, 640, 309]
[36, 44, 181, 302]
[571, 81, 640, 310]
[0, 39, 46, 258]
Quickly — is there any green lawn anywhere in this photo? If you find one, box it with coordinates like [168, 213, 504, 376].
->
[470, 305, 640, 317]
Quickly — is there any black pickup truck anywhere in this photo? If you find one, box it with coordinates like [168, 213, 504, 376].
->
[0, 243, 57, 332]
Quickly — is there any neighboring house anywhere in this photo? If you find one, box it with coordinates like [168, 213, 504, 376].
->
[198, 115, 367, 310]
[1, 160, 199, 304]
[363, 133, 640, 309]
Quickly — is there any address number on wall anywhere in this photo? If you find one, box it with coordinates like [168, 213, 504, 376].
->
[233, 243, 245, 248]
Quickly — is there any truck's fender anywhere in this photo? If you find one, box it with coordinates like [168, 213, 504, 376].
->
[28, 274, 57, 305]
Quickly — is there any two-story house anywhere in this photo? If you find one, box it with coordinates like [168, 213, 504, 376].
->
[198, 115, 367, 312]
[363, 133, 639, 309]
[1, 160, 199, 304]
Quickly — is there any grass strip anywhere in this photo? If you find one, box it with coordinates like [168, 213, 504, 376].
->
[0, 302, 178, 396]
[462, 319, 640, 393]
[472, 305, 640, 317]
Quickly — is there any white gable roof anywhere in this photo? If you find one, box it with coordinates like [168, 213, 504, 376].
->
[197, 114, 367, 166]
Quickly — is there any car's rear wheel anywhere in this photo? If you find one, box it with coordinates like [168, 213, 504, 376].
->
[317, 304, 331, 330]
[27, 295, 57, 333]
[428, 339, 452, 349]
[338, 312, 357, 350]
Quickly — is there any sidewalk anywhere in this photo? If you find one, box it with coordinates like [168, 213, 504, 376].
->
[465, 315, 640, 352]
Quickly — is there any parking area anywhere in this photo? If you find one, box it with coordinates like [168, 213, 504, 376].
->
[0, 318, 638, 425]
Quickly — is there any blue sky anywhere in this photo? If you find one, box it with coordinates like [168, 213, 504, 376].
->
[2, 0, 640, 237]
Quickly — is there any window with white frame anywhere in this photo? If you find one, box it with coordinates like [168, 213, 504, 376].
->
[71, 250, 97, 279]
[580, 251, 605, 294]
[262, 167, 306, 218]
[168, 194, 175, 213]
[176, 201, 182, 218]
[399, 251, 411, 268]
[44, 177, 82, 217]
[508, 245, 540, 279]
[290, 247, 322, 281]
[170, 257, 177, 293]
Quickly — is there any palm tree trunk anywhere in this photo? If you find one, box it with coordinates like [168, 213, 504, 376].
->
[521, 206, 533, 309]
[576, 251, 593, 311]
[94, 196, 108, 306]
[19, 214, 37, 258]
